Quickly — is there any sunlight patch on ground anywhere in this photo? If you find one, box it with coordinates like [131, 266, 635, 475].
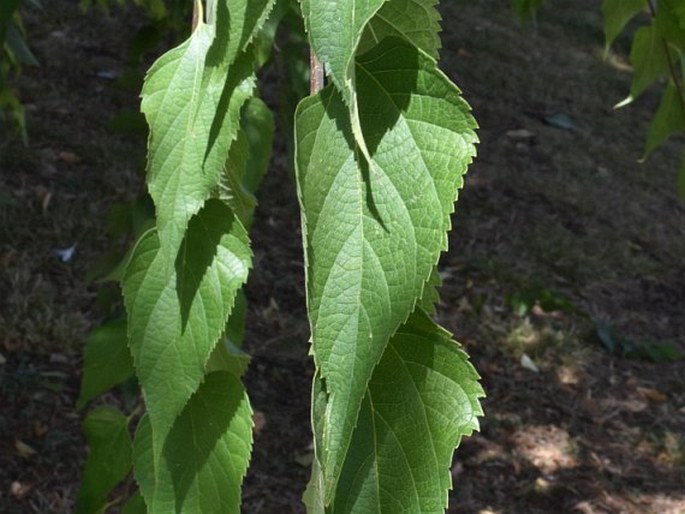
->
[510, 424, 577, 474]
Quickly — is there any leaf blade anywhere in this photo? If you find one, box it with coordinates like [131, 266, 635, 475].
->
[76, 407, 132, 514]
[601, 0, 647, 48]
[359, 0, 442, 58]
[122, 200, 251, 462]
[295, 37, 477, 499]
[77, 318, 134, 409]
[132, 371, 253, 514]
[332, 309, 484, 514]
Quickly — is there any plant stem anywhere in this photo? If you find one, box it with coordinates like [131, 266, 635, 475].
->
[310, 51, 324, 95]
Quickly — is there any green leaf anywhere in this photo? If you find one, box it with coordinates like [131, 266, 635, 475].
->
[132, 371, 253, 514]
[418, 265, 442, 316]
[655, 0, 685, 52]
[332, 309, 483, 513]
[77, 319, 134, 409]
[207, 0, 276, 67]
[141, 0, 275, 254]
[217, 129, 258, 226]
[676, 4, 685, 30]
[620, 24, 670, 104]
[122, 199, 251, 461]
[300, 0, 388, 156]
[121, 491, 147, 514]
[5, 21, 39, 66]
[643, 81, 685, 159]
[240, 97, 274, 194]
[140, 21, 255, 253]
[601, 0, 646, 48]
[76, 407, 132, 514]
[300, 0, 387, 99]
[303, 454, 326, 514]
[215, 97, 274, 227]
[0, 0, 21, 44]
[295, 37, 477, 499]
[510, 0, 546, 21]
[358, 0, 441, 58]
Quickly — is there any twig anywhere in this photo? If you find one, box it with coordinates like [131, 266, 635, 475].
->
[310, 51, 324, 95]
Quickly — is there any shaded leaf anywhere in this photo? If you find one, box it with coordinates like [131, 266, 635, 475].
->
[643, 81, 685, 159]
[121, 491, 146, 514]
[77, 319, 134, 409]
[601, 0, 647, 48]
[655, 0, 685, 52]
[622, 25, 669, 104]
[76, 407, 132, 514]
[510, 0, 545, 21]
[241, 97, 274, 194]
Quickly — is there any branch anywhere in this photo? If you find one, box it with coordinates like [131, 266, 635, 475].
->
[310, 51, 324, 95]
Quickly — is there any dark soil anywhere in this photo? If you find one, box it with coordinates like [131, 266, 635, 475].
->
[1, 0, 684, 513]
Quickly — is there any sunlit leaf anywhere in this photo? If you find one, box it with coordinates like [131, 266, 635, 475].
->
[332, 309, 483, 513]
[295, 37, 477, 500]
[132, 371, 253, 514]
[122, 200, 251, 462]
[358, 0, 441, 58]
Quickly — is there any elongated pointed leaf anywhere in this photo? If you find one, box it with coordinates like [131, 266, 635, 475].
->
[77, 318, 134, 409]
[601, 0, 646, 48]
[76, 407, 132, 514]
[360, 0, 441, 58]
[295, 37, 477, 499]
[624, 25, 669, 103]
[643, 81, 685, 159]
[133, 371, 253, 514]
[332, 309, 483, 513]
[141, 0, 275, 254]
[122, 199, 251, 461]
[141, 22, 255, 253]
